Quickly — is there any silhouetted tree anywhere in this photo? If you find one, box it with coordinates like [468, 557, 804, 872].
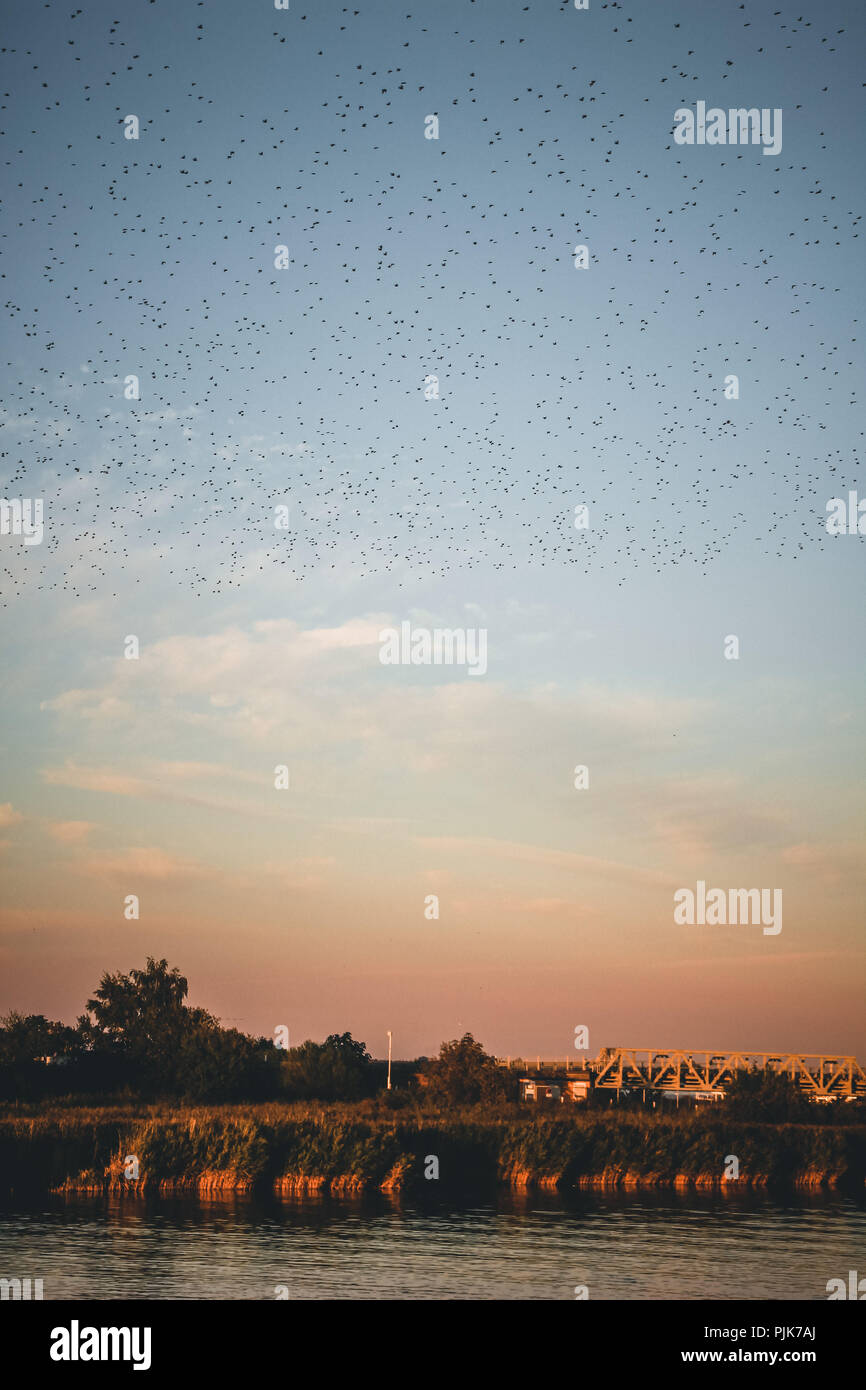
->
[723, 1068, 812, 1123]
[176, 1020, 277, 1102]
[83, 958, 215, 1093]
[280, 1032, 373, 1100]
[424, 1034, 509, 1105]
[0, 1012, 80, 1065]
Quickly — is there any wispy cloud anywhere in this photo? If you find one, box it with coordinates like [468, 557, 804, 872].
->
[47, 820, 96, 845]
[77, 847, 207, 882]
[415, 835, 671, 888]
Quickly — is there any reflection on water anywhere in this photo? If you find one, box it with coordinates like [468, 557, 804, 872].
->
[0, 1189, 863, 1300]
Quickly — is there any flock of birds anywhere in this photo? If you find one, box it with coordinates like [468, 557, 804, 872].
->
[0, 2, 861, 603]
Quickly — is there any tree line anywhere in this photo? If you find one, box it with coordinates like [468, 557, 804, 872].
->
[1, 957, 856, 1120]
[0, 956, 509, 1105]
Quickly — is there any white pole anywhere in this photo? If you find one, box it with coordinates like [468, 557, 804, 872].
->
[387, 1030, 392, 1090]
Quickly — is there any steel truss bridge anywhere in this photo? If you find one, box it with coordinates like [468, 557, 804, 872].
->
[592, 1048, 866, 1099]
[498, 1049, 866, 1098]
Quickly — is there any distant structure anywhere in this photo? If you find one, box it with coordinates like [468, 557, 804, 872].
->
[502, 1047, 866, 1104]
[518, 1068, 591, 1104]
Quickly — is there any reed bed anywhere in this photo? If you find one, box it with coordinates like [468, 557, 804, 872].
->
[0, 1102, 862, 1196]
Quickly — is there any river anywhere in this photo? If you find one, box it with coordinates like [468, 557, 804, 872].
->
[1, 1188, 863, 1300]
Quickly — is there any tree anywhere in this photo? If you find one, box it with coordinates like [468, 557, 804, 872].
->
[0, 1012, 88, 1101]
[723, 1068, 812, 1123]
[280, 1032, 373, 1100]
[424, 1034, 509, 1106]
[0, 1012, 80, 1065]
[83, 957, 214, 1093]
[176, 1020, 276, 1102]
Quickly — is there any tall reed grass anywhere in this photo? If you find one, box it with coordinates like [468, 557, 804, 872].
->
[0, 1102, 862, 1194]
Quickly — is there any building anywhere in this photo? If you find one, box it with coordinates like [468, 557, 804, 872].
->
[519, 1071, 590, 1103]
[659, 1088, 724, 1104]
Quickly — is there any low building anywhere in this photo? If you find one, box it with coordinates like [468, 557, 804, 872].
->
[519, 1071, 590, 1103]
[659, 1088, 724, 1104]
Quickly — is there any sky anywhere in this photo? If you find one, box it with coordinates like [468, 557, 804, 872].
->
[0, 0, 863, 1060]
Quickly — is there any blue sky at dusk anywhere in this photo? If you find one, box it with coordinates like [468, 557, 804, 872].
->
[1, 0, 863, 1057]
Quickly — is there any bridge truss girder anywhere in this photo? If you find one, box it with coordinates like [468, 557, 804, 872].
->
[591, 1048, 866, 1098]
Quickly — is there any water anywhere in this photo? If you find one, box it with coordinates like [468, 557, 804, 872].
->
[1, 1190, 863, 1300]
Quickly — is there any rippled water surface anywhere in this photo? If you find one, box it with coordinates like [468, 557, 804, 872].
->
[1, 1191, 863, 1299]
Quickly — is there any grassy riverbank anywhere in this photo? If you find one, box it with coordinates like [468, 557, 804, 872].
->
[1, 1102, 864, 1195]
